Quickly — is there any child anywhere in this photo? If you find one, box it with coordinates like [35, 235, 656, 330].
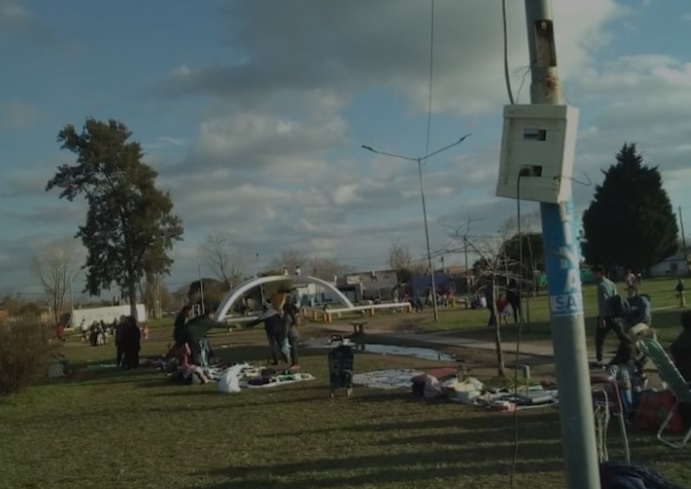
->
[496, 293, 511, 325]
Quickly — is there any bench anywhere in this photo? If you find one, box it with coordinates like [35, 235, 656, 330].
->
[350, 321, 368, 334]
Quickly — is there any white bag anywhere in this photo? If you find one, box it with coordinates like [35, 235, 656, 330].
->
[217, 364, 246, 394]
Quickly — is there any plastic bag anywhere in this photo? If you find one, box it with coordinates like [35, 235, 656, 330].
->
[217, 364, 245, 394]
[281, 338, 291, 359]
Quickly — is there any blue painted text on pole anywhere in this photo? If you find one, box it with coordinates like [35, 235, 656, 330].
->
[542, 199, 584, 318]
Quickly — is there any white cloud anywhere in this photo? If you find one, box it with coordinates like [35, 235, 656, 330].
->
[0, 0, 57, 44]
[0, 101, 41, 129]
[6, 0, 691, 294]
[159, 0, 625, 117]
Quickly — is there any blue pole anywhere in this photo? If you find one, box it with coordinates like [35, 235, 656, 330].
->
[525, 1, 600, 488]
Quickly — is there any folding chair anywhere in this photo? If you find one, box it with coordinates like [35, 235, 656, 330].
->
[636, 336, 691, 449]
[592, 375, 631, 462]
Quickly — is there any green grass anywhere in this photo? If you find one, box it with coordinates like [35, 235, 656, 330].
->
[369, 277, 685, 339]
[1, 325, 691, 488]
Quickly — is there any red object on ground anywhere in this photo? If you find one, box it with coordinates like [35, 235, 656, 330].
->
[56, 323, 65, 340]
[411, 367, 458, 396]
[636, 389, 683, 434]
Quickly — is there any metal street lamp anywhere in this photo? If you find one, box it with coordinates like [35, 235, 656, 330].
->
[361, 133, 472, 322]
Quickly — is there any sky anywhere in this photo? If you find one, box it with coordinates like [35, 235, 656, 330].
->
[1, 0, 691, 299]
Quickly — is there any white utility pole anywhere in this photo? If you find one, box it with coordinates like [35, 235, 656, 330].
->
[524, 1, 600, 487]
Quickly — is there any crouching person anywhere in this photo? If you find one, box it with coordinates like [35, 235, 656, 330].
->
[605, 294, 654, 417]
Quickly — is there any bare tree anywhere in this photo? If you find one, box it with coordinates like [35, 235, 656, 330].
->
[30, 240, 78, 324]
[388, 238, 413, 270]
[201, 230, 246, 290]
[447, 222, 522, 377]
[272, 249, 307, 274]
[310, 256, 345, 281]
[499, 210, 541, 237]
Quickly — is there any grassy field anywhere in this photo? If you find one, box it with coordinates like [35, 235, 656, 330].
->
[1, 276, 689, 489]
[338, 277, 687, 342]
[2, 324, 691, 489]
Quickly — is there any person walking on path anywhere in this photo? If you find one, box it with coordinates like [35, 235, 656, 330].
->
[592, 265, 626, 368]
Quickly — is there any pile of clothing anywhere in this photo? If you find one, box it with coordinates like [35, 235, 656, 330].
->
[175, 365, 226, 385]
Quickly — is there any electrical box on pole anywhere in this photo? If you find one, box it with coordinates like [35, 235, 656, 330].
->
[495, 104, 579, 203]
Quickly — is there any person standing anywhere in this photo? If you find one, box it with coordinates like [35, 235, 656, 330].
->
[592, 265, 624, 368]
[283, 298, 301, 370]
[122, 316, 141, 370]
[625, 270, 637, 298]
[115, 315, 127, 367]
[246, 305, 288, 366]
[506, 278, 522, 323]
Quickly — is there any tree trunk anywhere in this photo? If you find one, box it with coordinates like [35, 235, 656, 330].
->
[128, 282, 138, 320]
[494, 323, 505, 377]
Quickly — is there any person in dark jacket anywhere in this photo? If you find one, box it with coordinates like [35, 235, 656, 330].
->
[506, 278, 522, 323]
[283, 298, 301, 369]
[121, 316, 141, 370]
[482, 278, 497, 328]
[115, 315, 127, 367]
[183, 307, 227, 367]
[246, 305, 288, 365]
[172, 305, 193, 366]
[671, 310, 691, 381]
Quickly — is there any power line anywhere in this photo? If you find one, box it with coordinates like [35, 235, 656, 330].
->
[501, 0, 516, 105]
[423, 0, 436, 161]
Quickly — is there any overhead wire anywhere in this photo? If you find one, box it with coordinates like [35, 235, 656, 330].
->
[422, 0, 436, 165]
[502, 0, 516, 105]
[501, 0, 521, 488]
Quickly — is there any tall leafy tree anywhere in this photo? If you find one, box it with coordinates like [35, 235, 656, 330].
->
[500, 232, 544, 273]
[582, 143, 678, 271]
[46, 118, 184, 318]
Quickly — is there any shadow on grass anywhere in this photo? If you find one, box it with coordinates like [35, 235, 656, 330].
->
[180, 447, 566, 489]
[265, 409, 559, 437]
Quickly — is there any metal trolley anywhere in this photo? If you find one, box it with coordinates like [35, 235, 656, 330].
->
[328, 335, 354, 398]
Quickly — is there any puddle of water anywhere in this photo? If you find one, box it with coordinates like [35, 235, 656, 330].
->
[302, 338, 455, 362]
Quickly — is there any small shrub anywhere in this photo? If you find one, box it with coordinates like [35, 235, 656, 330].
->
[0, 319, 58, 395]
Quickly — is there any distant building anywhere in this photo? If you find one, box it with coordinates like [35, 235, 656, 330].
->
[650, 251, 689, 278]
[337, 269, 399, 302]
[292, 281, 338, 307]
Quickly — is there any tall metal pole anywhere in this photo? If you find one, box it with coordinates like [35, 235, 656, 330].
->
[418, 157, 439, 321]
[679, 206, 687, 257]
[524, 1, 600, 487]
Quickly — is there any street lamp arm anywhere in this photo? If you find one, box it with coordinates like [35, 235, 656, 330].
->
[423, 133, 472, 160]
[360, 145, 419, 162]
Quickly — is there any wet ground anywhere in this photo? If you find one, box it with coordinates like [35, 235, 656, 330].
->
[301, 338, 456, 362]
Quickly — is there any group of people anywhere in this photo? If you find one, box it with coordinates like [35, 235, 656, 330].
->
[114, 315, 142, 370]
[591, 265, 691, 419]
[169, 292, 301, 371]
[482, 277, 523, 327]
